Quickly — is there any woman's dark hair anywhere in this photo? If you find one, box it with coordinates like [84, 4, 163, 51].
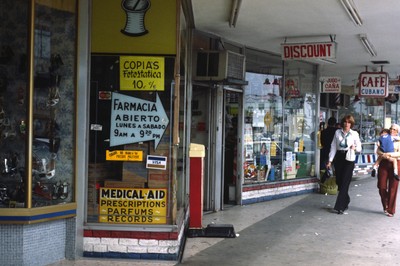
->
[328, 117, 337, 126]
[341, 114, 355, 127]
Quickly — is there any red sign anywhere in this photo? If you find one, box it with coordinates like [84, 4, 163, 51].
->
[358, 72, 388, 98]
[281, 42, 336, 60]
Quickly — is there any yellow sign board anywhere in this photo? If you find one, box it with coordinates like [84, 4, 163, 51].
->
[120, 56, 165, 91]
[91, 0, 176, 54]
[106, 150, 143, 161]
[99, 188, 167, 224]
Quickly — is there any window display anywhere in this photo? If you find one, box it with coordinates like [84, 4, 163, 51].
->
[244, 73, 284, 183]
[87, 55, 175, 225]
[0, 0, 77, 210]
[244, 64, 317, 183]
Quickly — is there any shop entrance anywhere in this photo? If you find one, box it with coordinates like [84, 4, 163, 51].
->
[191, 85, 242, 212]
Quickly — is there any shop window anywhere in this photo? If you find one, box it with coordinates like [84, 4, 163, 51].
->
[87, 55, 175, 225]
[244, 72, 284, 182]
[244, 65, 317, 183]
[0, 0, 77, 219]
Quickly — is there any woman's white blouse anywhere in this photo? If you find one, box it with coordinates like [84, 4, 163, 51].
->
[328, 129, 362, 162]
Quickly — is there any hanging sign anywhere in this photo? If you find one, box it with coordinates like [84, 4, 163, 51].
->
[320, 77, 341, 93]
[358, 72, 388, 98]
[389, 79, 400, 93]
[110, 92, 169, 149]
[281, 42, 336, 60]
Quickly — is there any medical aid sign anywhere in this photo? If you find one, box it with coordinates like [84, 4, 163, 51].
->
[358, 72, 388, 98]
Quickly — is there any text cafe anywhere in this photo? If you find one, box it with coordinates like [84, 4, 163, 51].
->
[358, 72, 389, 98]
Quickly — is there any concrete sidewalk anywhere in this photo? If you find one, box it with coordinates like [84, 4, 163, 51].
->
[181, 175, 400, 265]
[51, 175, 400, 265]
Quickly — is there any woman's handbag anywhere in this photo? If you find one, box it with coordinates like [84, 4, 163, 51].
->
[319, 169, 337, 195]
[346, 148, 355, 162]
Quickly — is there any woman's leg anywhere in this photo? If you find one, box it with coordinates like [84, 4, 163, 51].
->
[334, 160, 354, 212]
[378, 160, 390, 212]
[386, 160, 400, 215]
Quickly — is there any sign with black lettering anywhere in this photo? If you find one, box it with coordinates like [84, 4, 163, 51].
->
[99, 188, 167, 224]
[110, 92, 169, 149]
[120, 56, 164, 91]
[106, 150, 143, 161]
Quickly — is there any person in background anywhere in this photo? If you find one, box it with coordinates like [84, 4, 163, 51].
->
[320, 117, 337, 169]
[376, 124, 400, 217]
[371, 128, 398, 179]
[327, 114, 362, 214]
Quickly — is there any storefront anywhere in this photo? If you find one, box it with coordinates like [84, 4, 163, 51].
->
[0, 1, 78, 265]
[0, 0, 192, 264]
[241, 54, 320, 204]
[3, 1, 397, 265]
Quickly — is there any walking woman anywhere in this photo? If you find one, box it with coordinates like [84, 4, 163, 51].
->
[376, 124, 400, 217]
[326, 115, 362, 214]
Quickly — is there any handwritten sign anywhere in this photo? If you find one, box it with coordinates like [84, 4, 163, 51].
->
[99, 188, 167, 224]
[110, 92, 169, 149]
[120, 56, 164, 91]
[106, 150, 143, 161]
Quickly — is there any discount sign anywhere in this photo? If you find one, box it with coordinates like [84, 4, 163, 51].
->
[110, 92, 169, 149]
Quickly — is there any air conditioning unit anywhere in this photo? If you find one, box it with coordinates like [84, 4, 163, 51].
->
[193, 50, 245, 81]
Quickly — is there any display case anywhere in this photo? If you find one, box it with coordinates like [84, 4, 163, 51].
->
[0, 0, 77, 222]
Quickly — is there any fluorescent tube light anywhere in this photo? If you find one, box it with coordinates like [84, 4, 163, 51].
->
[339, 0, 363, 26]
[359, 34, 377, 57]
[229, 0, 242, 27]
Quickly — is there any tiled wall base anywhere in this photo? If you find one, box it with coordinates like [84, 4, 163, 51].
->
[242, 178, 319, 205]
[83, 223, 185, 262]
[0, 218, 76, 266]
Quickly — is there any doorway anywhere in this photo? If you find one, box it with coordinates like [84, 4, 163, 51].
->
[191, 85, 242, 212]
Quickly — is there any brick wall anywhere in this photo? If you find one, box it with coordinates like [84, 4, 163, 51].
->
[242, 178, 319, 205]
[83, 224, 185, 261]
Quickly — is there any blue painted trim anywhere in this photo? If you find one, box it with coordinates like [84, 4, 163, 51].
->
[83, 251, 178, 261]
[0, 209, 76, 222]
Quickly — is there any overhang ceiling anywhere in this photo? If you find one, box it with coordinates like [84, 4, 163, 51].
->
[190, 0, 400, 87]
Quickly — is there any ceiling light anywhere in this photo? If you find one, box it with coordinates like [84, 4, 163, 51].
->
[339, 0, 363, 26]
[359, 34, 377, 57]
[229, 0, 242, 27]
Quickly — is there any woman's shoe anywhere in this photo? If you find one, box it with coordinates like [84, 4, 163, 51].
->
[387, 213, 394, 217]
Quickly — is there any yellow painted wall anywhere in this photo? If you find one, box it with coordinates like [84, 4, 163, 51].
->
[91, 0, 177, 55]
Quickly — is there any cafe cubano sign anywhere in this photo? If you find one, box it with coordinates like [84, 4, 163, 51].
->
[358, 72, 389, 98]
[281, 42, 336, 60]
[110, 92, 169, 148]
